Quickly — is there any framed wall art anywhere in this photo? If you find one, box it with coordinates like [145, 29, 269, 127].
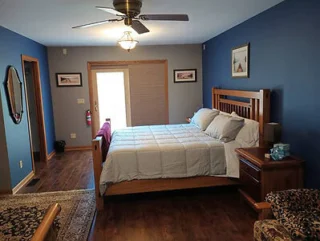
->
[232, 43, 250, 78]
[174, 69, 197, 83]
[56, 73, 82, 87]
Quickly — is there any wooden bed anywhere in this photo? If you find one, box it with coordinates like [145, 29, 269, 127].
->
[92, 88, 270, 210]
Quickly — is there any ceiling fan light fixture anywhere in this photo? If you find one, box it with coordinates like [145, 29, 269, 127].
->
[118, 31, 139, 52]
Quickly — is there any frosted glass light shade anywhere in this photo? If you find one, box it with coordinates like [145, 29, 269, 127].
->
[118, 31, 139, 51]
[118, 40, 138, 51]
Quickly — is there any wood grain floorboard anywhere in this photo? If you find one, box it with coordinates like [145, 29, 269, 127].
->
[18, 151, 256, 241]
[18, 151, 94, 194]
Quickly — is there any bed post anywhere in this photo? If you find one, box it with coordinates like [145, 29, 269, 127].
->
[212, 88, 217, 109]
[92, 137, 104, 210]
[259, 89, 271, 142]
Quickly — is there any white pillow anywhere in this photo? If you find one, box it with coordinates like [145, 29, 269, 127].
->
[205, 114, 244, 143]
[220, 111, 232, 116]
[191, 108, 219, 131]
[231, 112, 259, 147]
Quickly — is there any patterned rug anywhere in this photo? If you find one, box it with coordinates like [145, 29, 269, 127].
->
[0, 189, 95, 241]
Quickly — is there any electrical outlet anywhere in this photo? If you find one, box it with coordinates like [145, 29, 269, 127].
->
[19, 160, 23, 169]
[77, 98, 85, 104]
[70, 133, 77, 139]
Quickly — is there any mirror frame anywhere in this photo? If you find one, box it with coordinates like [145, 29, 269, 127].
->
[5, 66, 24, 124]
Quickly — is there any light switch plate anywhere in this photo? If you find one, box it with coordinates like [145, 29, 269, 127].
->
[77, 99, 85, 104]
[70, 133, 77, 139]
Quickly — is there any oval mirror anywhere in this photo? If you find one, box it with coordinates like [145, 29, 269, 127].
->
[5, 66, 23, 124]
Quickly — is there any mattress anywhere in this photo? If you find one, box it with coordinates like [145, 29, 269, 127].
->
[99, 124, 231, 194]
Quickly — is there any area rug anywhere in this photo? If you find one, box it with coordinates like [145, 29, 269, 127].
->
[0, 189, 95, 241]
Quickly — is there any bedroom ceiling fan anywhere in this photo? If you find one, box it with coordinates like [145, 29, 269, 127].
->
[72, 0, 189, 34]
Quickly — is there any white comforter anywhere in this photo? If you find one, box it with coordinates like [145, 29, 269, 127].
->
[99, 124, 238, 194]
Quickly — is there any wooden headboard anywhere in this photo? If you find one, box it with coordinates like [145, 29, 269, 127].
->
[212, 88, 270, 136]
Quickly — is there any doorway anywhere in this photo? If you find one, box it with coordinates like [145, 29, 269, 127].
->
[24, 62, 40, 161]
[21, 55, 47, 171]
[91, 69, 131, 134]
[88, 60, 169, 138]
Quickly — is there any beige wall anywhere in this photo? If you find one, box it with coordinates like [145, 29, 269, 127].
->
[48, 44, 203, 147]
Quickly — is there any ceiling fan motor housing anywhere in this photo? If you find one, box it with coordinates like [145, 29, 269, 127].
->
[113, 0, 142, 18]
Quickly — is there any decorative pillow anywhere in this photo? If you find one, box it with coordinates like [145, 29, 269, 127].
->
[205, 114, 244, 142]
[254, 219, 292, 241]
[205, 114, 229, 139]
[231, 112, 259, 147]
[220, 111, 232, 116]
[191, 108, 219, 131]
[220, 117, 245, 142]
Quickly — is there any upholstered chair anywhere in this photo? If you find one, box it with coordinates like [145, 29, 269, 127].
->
[254, 189, 320, 241]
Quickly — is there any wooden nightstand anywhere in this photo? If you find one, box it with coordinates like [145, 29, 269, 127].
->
[235, 147, 304, 209]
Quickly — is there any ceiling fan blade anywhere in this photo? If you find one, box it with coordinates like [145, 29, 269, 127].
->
[139, 14, 189, 21]
[72, 19, 112, 29]
[131, 20, 150, 34]
[96, 6, 125, 16]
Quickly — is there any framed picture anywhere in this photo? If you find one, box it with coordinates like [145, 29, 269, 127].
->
[56, 73, 82, 87]
[174, 69, 197, 83]
[232, 43, 250, 78]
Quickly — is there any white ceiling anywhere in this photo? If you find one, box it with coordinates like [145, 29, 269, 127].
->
[0, 0, 283, 47]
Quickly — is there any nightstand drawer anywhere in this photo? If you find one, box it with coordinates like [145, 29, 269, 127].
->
[240, 159, 261, 181]
[236, 147, 304, 214]
[240, 169, 261, 202]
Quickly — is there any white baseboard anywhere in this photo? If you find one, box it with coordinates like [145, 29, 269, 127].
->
[46, 150, 56, 161]
[12, 171, 35, 194]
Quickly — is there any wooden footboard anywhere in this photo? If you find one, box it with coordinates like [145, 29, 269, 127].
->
[92, 136, 104, 210]
[105, 176, 239, 196]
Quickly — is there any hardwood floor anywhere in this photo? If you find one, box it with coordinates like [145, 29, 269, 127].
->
[89, 188, 256, 241]
[19, 151, 257, 241]
[19, 151, 94, 193]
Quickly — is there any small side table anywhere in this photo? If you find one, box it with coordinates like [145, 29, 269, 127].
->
[235, 147, 304, 213]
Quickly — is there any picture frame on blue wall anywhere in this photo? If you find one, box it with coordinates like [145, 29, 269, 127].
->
[232, 43, 250, 78]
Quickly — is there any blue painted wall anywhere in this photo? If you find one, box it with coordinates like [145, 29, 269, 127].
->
[0, 26, 55, 188]
[203, 0, 320, 188]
